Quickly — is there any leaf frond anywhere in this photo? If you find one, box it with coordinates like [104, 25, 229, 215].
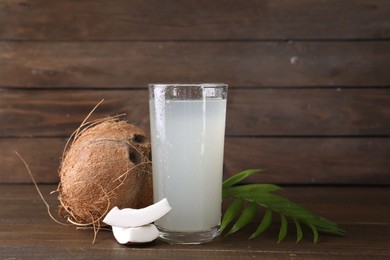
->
[227, 202, 258, 235]
[222, 169, 346, 243]
[222, 169, 263, 189]
[249, 208, 272, 239]
[293, 218, 303, 243]
[278, 214, 288, 243]
[220, 199, 243, 232]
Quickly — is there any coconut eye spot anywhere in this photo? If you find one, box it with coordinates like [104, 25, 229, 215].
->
[133, 134, 146, 143]
[129, 148, 141, 165]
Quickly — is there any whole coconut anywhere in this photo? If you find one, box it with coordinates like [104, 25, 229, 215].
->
[57, 119, 153, 226]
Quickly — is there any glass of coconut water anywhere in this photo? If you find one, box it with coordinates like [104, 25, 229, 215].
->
[148, 83, 228, 244]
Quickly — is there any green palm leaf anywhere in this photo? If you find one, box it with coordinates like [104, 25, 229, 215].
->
[293, 218, 303, 243]
[220, 199, 243, 232]
[227, 202, 258, 235]
[222, 169, 346, 243]
[278, 214, 288, 243]
[308, 223, 319, 243]
[249, 208, 272, 239]
[222, 183, 282, 198]
[223, 169, 263, 189]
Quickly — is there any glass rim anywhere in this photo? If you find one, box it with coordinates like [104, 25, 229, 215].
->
[148, 83, 227, 88]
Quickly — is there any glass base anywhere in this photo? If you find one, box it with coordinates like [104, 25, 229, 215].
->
[157, 226, 220, 244]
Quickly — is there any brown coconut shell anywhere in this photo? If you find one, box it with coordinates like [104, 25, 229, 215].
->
[57, 119, 153, 226]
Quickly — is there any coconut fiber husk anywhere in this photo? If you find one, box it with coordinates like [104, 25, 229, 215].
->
[57, 118, 153, 227]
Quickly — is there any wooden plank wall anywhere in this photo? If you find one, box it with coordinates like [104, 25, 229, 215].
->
[0, 0, 389, 185]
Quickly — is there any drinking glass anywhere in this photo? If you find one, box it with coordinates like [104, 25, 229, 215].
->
[148, 83, 228, 244]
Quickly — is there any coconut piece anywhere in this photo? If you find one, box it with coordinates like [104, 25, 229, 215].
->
[103, 198, 171, 228]
[112, 224, 159, 244]
[57, 119, 153, 226]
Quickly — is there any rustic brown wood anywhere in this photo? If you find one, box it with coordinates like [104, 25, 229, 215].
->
[0, 138, 64, 183]
[1, 42, 389, 88]
[1, 89, 389, 137]
[2, 137, 388, 185]
[227, 88, 390, 136]
[0, 0, 389, 40]
[0, 0, 388, 256]
[0, 90, 149, 137]
[225, 138, 390, 185]
[0, 185, 389, 259]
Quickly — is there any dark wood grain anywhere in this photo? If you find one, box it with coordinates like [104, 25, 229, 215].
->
[224, 137, 390, 185]
[227, 88, 390, 136]
[0, 90, 149, 137]
[1, 42, 389, 88]
[2, 137, 388, 184]
[0, 138, 64, 183]
[0, 0, 389, 194]
[1, 89, 389, 137]
[0, 0, 389, 40]
[0, 185, 389, 259]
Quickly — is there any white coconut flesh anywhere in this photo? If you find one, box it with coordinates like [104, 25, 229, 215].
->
[103, 198, 171, 244]
[112, 224, 160, 244]
[103, 198, 171, 228]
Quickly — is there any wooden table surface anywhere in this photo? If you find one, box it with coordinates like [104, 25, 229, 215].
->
[1, 185, 389, 259]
